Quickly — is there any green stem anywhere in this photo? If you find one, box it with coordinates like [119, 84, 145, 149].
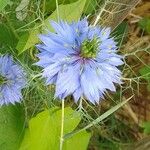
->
[60, 99, 65, 150]
[42, 0, 46, 14]
[55, 0, 60, 21]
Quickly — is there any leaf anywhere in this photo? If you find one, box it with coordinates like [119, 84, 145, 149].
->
[139, 66, 150, 81]
[0, 0, 11, 11]
[0, 23, 17, 48]
[16, 30, 39, 55]
[45, 0, 86, 30]
[16, 0, 86, 54]
[65, 96, 133, 139]
[112, 21, 128, 45]
[19, 129, 30, 150]
[63, 131, 91, 150]
[138, 17, 150, 34]
[19, 107, 91, 150]
[141, 122, 150, 134]
[45, 0, 78, 13]
[84, 0, 97, 15]
[0, 104, 25, 150]
[15, 0, 30, 21]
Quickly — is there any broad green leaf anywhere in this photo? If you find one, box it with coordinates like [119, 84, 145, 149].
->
[63, 131, 91, 150]
[16, 30, 39, 55]
[139, 66, 150, 81]
[45, 0, 86, 30]
[19, 107, 91, 150]
[84, 0, 97, 15]
[0, 104, 25, 150]
[0, 0, 11, 11]
[19, 129, 30, 150]
[16, 0, 86, 54]
[45, 0, 78, 13]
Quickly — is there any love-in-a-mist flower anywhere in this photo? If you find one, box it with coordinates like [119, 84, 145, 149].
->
[0, 55, 26, 105]
[36, 18, 123, 104]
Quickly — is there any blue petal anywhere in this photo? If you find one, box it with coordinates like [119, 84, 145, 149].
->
[39, 34, 72, 55]
[43, 62, 61, 80]
[73, 87, 82, 103]
[50, 20, 75, 45]
[99, 27, 111, 41]
[99, 38, 117, 51]
[88, 26, 101, 39]
[80, 65, 103, 104]
[55, 65, 80, 99]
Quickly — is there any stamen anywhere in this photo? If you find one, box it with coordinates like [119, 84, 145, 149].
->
[80, 37, 99, 58]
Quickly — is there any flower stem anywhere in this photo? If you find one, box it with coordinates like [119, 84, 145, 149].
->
[60, 99, 64, 150]
[55, 0, 60, 21]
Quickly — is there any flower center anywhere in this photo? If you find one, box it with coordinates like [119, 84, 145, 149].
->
[80, 37, 99, 58]
[0, 75, 7, 85]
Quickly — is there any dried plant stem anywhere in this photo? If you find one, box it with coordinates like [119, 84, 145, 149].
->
[93, 0, 108, 26]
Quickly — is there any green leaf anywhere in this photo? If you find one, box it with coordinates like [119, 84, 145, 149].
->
[45, 0, 86, 30]
[65, 96, 133, 139]
[0, 0, 11, 11]
[0, 23, 17, 48]
[112, 21, 128, 45]
[0, 104, 25, 150]
[84, 0, 97, 15]
[16, 0, 86, 54]
[139, 66, 150, 81]
[45, 0, 78, 13]
[141, 122, 150, 134]
[138, 17, 150, 34]
[19, 107, 91, 150]
[16, 30, 39, 55]
[63, 131, 91, 150]
[19, 129, 30, 150]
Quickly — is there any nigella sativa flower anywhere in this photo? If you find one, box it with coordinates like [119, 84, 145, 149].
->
[36, 18, 124, 104]
[0, 55, 26, 105]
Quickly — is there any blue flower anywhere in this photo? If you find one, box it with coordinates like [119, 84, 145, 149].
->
[0, 55, 26, 105]
[36, 19, 123, 104]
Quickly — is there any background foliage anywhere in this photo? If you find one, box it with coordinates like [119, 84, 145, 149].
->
[0, 0, 150, 150]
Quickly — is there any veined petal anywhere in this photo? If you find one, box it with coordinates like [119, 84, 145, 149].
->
[42, 62, 61, 79]
[80, 65, 102, 104]
[73, 87, 82, 103]
[55, 65, 80, 99]
[99, 27, 111, 41]
[39, 34, 73, 54]
[50, 20, 75, 45]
